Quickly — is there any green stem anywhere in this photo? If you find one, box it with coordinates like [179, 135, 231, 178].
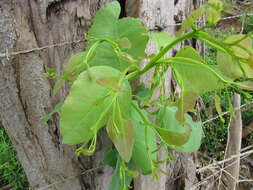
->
[126, 30, 196, 81]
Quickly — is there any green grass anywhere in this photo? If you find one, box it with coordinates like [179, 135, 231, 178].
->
[0, 123, 28, 190]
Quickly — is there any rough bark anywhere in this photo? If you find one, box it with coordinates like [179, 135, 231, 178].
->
[0, 0, 201, 189]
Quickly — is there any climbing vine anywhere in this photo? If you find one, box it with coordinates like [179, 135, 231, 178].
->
[44, 1, 253, 189]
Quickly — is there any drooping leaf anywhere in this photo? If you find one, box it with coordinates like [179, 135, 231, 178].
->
[107, 98, 134, 162]
[173, 46, 228, 94]
[130, 102, 157, 174]
[156, 106, 202, 152]
[60, 66, 131, 145]
[237, 81, 253, 91]
[87, 2, 149, 71]
[173, 92, 198, 122]
[217, 34, 253, 79]
[214, 93, 225, 123]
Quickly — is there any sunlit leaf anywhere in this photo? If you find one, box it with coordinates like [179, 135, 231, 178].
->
[150, 32, 174, 51]
[217, 35, 253, 79]
[173, 46, 228, 94]
[176, 7, 205, 36]
[87, 2, 149, 71]
[60, 66, 131, 145]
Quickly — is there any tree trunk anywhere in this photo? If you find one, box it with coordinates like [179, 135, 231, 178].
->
[0, 0, 201, 189]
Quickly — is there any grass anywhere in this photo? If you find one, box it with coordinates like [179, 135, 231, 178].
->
[0, 123, 28, 190]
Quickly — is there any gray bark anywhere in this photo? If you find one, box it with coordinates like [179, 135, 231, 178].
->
[0, 0, 201, 189]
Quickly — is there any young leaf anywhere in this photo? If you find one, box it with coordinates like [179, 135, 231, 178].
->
[52, 79, 65, 96]
[60, 66, 131, 145]
[176, 7, 205, 36]
[130, 102, 157, 174]
[63, 52, 87, 81]
[41, 103, 63, 124]
[150, 32, 174, 52]
[87, 2, 149, 71]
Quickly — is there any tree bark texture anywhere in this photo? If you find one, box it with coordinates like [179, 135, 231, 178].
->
[0, 0, 201, 189]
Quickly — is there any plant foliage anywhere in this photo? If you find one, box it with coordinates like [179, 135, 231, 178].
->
[44, 1, 253, 189]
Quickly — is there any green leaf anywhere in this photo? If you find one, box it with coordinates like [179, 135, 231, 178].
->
[205, 7, 220, 24]
[96, 77, 123, 92]
[237, 81, 253, 91]
[150, 32, 174, 52]
[52, 79, 65, 96]
[217, 35, 253, 79]
[107, 101, 134, 162]
[156, 106, 202, 152]
[130, 102, 157, 174]
[214, 93, 225, 123]
[173, 92, 198, 122]
[60, 66, 131, 145]
[63, 52, 87, 81]
[109, 159, 133, 190]
[103, 146, 118, 168]
[176, 7, 205, 36]
[117, 37, 132, 49]
[87, 2, 149, 71]
[156, 106, 191, 146]
[107, 91, 133, 162]
[41, 103, 63, 124]
[173, 46, 228, 94]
